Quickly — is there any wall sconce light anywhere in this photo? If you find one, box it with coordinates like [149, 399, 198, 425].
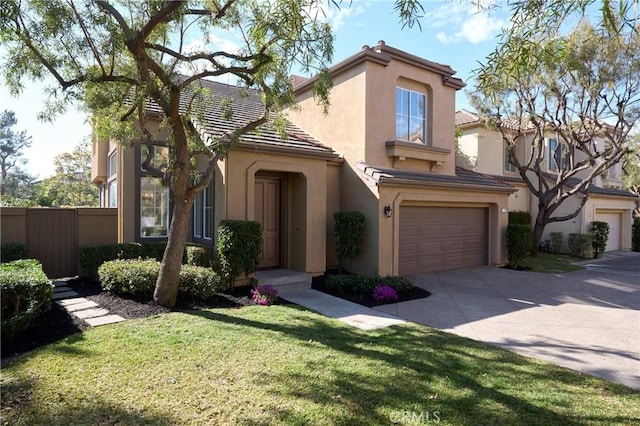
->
[384, 205, 393, 218]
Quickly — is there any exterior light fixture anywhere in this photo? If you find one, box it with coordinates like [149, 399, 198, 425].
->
[384, 205, 392, 218]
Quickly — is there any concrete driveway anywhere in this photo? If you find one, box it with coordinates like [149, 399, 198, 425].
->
[374, 251, 640, 389]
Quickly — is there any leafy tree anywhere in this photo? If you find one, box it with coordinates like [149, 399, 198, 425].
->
[622, 134, 640, 216]
[0, 110, 32, 195]
[36, 140, 98, 207]
[0, 168, 37, 206]
[472, 5, 640, 253]
[1, 0, 422, 307]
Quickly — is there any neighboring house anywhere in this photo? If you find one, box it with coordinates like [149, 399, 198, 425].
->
[92, 41, 517, 279]
[455, 109, 637, 252]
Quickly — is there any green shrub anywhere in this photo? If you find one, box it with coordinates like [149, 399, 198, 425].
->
[550, 232, 564, 254]
[79, 242, 185, 279]
[99, 259, 158, 298]
[325, 274, 414, 296]
[590, 221, 610, 259]
[632, 218, 640, 252]
[178, 264, 224, 299]
[217, 220, 262, 287]
[185, 244, 216, 268]
[1, 243, 28, 263]
[98, 259, 223, 300]
[1, 259, 53, 341]
[568, 233, 592, 258]
[334, 211, 366, 270]
[505, 224, 533, 268]
[508, 211, 531, 225]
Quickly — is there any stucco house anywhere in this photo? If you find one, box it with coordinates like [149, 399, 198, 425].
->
[455, 109, 637, 252]
[92, 41, 520, 279]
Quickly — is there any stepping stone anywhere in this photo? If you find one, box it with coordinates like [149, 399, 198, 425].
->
[85, 315, 125, 327]
[56, 297, 90, 306]
[73, 308, 111, 319]
[53, 281, 70, 287]
[63, 301, 100, 312]
[53, 286, 73, 292]
[52, 291, 80, 300]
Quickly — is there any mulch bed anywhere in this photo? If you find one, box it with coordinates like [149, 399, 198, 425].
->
[312, 274, 431, 308]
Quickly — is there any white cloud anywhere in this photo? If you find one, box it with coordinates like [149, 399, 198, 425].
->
[425, 0, 505, 45]
[309, 1, 368, 32]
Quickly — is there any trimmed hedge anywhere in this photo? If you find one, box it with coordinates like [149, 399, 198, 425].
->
[98, 259, 223, 300]
[568, 233, 591, 258]
[506, 224, 533, 268]
[550, 232, 564, 254]
[80, 242, 213, 279]
[590, 221, 610, 259]
[334, 211, 366, 269]
[632, 218, 640, 252]
[1, 259, 53, 341]
[1, 243, 28, 263]
[217, 220, 262, 287]
[508, 211, 531, 225]
[325, 274, 414, 296]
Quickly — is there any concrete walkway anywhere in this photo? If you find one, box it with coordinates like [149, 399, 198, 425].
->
[52, 280, 125, 327]
[281, 289, 406, 330]
[374, 251, 640, 389]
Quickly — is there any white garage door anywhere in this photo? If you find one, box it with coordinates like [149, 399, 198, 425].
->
[399, 206, 488, 275]
[595, 211, 621, 252]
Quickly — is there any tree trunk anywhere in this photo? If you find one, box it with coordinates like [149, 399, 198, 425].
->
[153, 196, 194, 307]
[531, 206, 547, 257]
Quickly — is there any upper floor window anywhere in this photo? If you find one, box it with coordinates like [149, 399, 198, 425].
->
[548, 138, 563, 171]
[396, 87, 425, 143]
[140, 144, 170, 238]
[505, 143, 517, 173]
[107, 151, 117, 207]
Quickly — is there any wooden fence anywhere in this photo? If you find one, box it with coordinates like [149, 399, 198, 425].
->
[1, 207, 118, 278]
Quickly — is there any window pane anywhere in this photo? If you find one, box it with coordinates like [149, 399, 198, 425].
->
[203, 184, 213, 240]
[140, 177, 169, 238]
[141, 145, 169, 172]
[108, 180, 117, 207]
[193, 190, 202, 238]
[108, 152, 117, 177]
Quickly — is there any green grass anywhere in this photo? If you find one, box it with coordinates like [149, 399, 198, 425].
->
[520, 252, 585, 273]
[2, 306, 638, 425]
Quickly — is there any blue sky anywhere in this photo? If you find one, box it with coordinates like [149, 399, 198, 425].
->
[2, 0, 507, 179]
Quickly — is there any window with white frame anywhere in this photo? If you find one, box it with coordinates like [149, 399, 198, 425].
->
[107, 151, 117, 207]
[140, 145, 170, 238]
[505, 143, 517, 172]
[396, 87, 426, 143]
[193, 180, 213, 241]
[548, 138, 563, 171]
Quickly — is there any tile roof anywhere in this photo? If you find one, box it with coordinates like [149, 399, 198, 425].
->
[356, 163, 515, 192]
[145, 79, 339, 158]
[455, 109, 480, 126]
[542, 172, 637, 199]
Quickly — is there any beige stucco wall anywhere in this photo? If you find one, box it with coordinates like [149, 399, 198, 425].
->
[508, 184, 530, 213]
[325, 162, 341, 269]
[225, 149, 330, 275]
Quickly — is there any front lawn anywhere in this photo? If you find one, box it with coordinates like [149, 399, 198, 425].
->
[2, 306, 638, 425]
[519, 252, 585, 273]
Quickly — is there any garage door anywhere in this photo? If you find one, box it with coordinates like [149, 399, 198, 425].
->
[595, 211, 621, 252]
[399, 206, 488, 275]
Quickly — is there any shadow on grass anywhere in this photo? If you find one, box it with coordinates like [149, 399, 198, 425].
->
[187, 307, 640, 425]
[1, 374, 177, 426]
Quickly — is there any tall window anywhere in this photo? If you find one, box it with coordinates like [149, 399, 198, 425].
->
[548, 138, 563, 171]
[107, 151, 117, 207]
[193, 180, 213, 241]
[396, 87, 426, 143]
[140, 145, 170, 238]
[505, 143, 517, 172]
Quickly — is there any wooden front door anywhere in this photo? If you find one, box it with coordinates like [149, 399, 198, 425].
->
[255, 177, 281, 268]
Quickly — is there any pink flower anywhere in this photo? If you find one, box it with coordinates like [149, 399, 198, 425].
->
[372, 284, 398, 302]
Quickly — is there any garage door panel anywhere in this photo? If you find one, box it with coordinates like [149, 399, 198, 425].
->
[399, 206, 488, 275]
[595, 211, 621, 252]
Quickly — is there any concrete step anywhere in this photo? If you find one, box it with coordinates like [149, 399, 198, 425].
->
[253, 269, 312, 294]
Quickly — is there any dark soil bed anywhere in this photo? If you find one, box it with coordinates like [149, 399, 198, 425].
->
[1, 278, 255, 361]
[312, 274, 431, 308]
